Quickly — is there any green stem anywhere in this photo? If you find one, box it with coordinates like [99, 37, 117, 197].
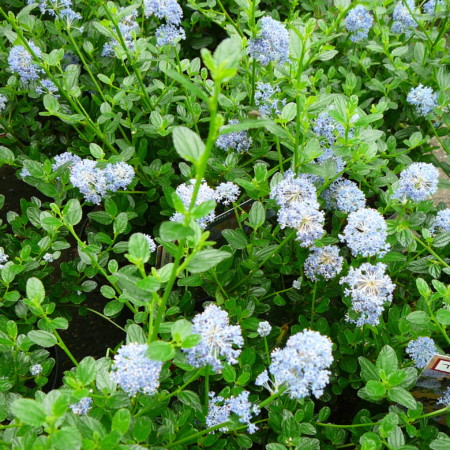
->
[310, 282, 317, 325]
[429, 120, 450, 154]
[216, 0, 244, 38]
[65, 305, 126, 332]
[54, 330, 78, 366]
[412, 234, 450, 269]
[230, 230, 296, 290]
[263, 336, 271, 365]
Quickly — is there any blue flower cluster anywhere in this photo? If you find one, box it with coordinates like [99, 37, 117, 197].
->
[322, 178, 366, 214]
[340, 263, 395, 326]
[345, 6, 374, 42]
[406, 337, 436, 369]
[254, 82, 285, 116]
[183, 304, 243, 373]
[27, 0, 80, 21]
[424, 0, 446, 15]
[431, 209, 450, 235]
[0, 248, 9, 270]
[407, 85, 438, 116]
[257, 321, 272, 337]
[272, 170, 325, 247]
[30, 364, 42, 376]
[392, 0, 417, 34]
[0, 94, 7, 113]
[339, 208, 390, 257]
[248, 17, 290, 66]
[438, 386, 450, 407]
[8, 43, 43, 83]
[144, 0, 185, 48]
[216, 120, 253, 153]
[111, 343, 162, 396]
[143, 234, 157, 252]
[392, 162, 439, 202]
[102, 9, 138, 57]
[313, 112, 345, 146]
[207, 391, 260, 434]
[52, 151, 82, 171]
[36, 79, 59, 97]
[215, 182, 240, 205]
[69, 397, 92, 415]
[257, 330, 333, 399]
[304, 245, 344, 281]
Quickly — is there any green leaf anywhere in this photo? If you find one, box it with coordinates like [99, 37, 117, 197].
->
[387, 387, 416, 409]
[222, 229, 248, 249]
[146, 341, 176, 361]
[76, 357, 97, 385]
[11, 399, 47, 426]
[28, 330, 57, 347]
[126, 324, 146, 344]
[436, 308, 450, 325]
[181, 334, 201, 348]
[0, 146, 15, 166]
[26, 277, 45, 304]
[406, 311, 430, 325]
[172, 126, 205, 165]
[359, 357, 380, 382]
[171, 319, 192, 342]
[50, 427, 82, 450]
[376, 346, 398, 375]
[63, 199, 82, 226]
[248, 201, 265, 230]
[177, 390, 202, 411]
[89, 143, 104, 159]
[127, 233, 150, 264]
[431, 434, 450, 450]
[203, 38, 241, 82]
[159, 221, 194, 241]
[113, 212, 128, 235]
[433, 232, 450, 248]
[416, 278, 431, 297]
[112, 409, 131, 435]
[365, 380, 386, 398]
[222, 364, 236, 382]
[187, 249, 231, 273]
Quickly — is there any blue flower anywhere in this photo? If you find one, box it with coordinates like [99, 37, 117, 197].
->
[437, 386, 450, 406]
[183, 304, 243, 373]
[8, 43, 43, 83]
[143, 0, 183, 25]
[248, 17, 290, 66]
[270, 169, 319, 209]
[69, 159, 108, 204]
[255, 82, 285, 116]
[313, 112, 345, 146]
[406, 337, 436, 369]
[216, 120, 253, 153]
[257, 330, 333, 399]
[104, 161, 135, 192]
[30, 364, 42, 376]
[277, 202, 325, 248]
[102, 8, 138, 57]
[215, 182, 240, 205]
[143, 234, 157, 252]
[52, 152, 82, 172]
[257, 321, 272, 337]
[424, 0, 446, 15]
[27, 0, 72, 16]
[393, 162, 439, 202]
[207, 391, 260, 434]
[322, 178, 366, 213]
[345, 6, 374, 42]
[0, 248, 9, 269]
[156, 24, 186, 46]
[407, 85, 438, 116]
[111, 343, 162, 396]
[304, 245, 344, 281]
[36, 79, 59, 97]
[170, 179, 216, 228]
[0, 94, 7, 113]
[69, 397, 92, 415]
[340, 263, 395, 327]
[339, 208, 390, 257]
[431, 209, 450, 235]
[392, 0, 417, 34]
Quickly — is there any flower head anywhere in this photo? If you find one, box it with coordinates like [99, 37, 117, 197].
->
[313, 112, 345, 146]
[215, 182, 240, 205]
[216, 120, 253, 153]
[104, 161, 135, 192]
[392, 0, 417, 34]
[304, 246, 344, 281]
[322, 178, 366, 213]
[438, 386, 450, 406]
[393, 162, 439, 202]
[0, 94, 8, 113]
[277, 202, 325, 248]
[259, 330, 333, 399]
[292, 279, 302, 290]
[52, 152, 82, 172]
[406, 337, 436, 369]
[339, 208, 390, 257]
[0, 248, 9, 270]
[270, 170, 319, 209]
[8, 43, 43, 83]
[183, 304, 243, 373]
[30, 364, 43, 376]
[69, 397, 92, 415]
[143, 0, 183, 25]
[424, 0, 446, 15]
[143, 234, 157, 252]
[340, 263, 395, 327]
[248, 17, 290, 66]
[431, 209, 450, 235]
[257, 321, 272, 337]
[407, 85, 438, 116]
[69, 159, 107, 204]
[255, 82, 285, 116]
[111, 343, 162, 396]
[345, 6, 374, 42]
[36, 79, 59, 97]
[155, 24, 186, 46]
